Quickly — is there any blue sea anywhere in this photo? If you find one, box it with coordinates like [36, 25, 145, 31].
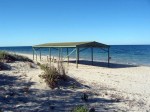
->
[0, 45, 150, 66]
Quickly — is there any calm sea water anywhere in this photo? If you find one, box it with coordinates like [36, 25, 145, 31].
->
[0, 45, 150, 66]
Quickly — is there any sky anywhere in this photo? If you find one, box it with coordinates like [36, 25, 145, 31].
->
[0, 0, 150, 46]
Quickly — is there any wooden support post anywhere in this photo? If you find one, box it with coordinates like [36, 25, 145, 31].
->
[36, 53, 37, 61]
[108, 48, 110, 67]
[53, 56, 54, 62]
[76, 47, 79, 68]
[32, 47, 34, 60]
[40, 48, 41, 61]
[91, 47, 93, 65]
[67, 48, 69, 65]
[49, 48, 51, 63]
[60, 48, 63, 61]
[58, 48, 60, 61]
[47, 56, 48, 61]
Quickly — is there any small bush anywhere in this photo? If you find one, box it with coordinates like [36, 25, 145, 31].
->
[40, 64, 59, 89]
[39, 62, 68, 89]
[0, 51, 5, 62]
[71, 105, 88, 112]
[37, 62, 41, 66]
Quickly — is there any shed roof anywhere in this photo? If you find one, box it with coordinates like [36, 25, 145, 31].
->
[33, 41, 110, 48]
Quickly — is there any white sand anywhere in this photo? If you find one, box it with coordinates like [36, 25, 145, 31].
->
[68, 63, 150, 111]
[1, 52, 150, 111]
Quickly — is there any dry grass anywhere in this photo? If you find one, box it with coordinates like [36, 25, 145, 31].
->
[39, 62, 68, 89]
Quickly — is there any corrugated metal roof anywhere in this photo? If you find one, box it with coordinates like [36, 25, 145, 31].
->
[33, 41, 110, 48]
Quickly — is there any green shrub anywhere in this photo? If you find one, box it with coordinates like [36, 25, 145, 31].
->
[0, 51, 6, 62]
[39, 62, 68, 89]
[40, 64, 59, 89]
[71, 105, 88, 112]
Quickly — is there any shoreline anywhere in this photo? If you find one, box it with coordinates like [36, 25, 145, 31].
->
[16, 52, 150, 67]
[1, 46, 150, 67]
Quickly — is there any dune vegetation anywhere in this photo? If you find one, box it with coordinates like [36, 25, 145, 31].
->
[0, 51, 33, 70]
[0, 51, 33, 63]
[38, 61, 68, 89]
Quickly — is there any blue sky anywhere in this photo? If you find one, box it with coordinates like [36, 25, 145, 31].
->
[0, 0, 150, 46]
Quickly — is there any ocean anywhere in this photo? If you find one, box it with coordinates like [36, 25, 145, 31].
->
[0, 45, 150, 66]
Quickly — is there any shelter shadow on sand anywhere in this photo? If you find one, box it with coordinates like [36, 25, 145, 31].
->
[64, 60, 138, 68]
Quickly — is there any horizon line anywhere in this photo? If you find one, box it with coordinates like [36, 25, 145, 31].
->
[0, 44, 150, 47]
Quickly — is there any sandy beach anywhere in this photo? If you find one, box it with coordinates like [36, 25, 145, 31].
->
[1, 53, 150, 112]
[1, 0, 150, 111]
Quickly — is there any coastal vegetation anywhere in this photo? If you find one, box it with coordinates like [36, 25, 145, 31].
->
[38, 62, 68, 89]
[0, 51, 33, 63]
[0, 51, 33, 70]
